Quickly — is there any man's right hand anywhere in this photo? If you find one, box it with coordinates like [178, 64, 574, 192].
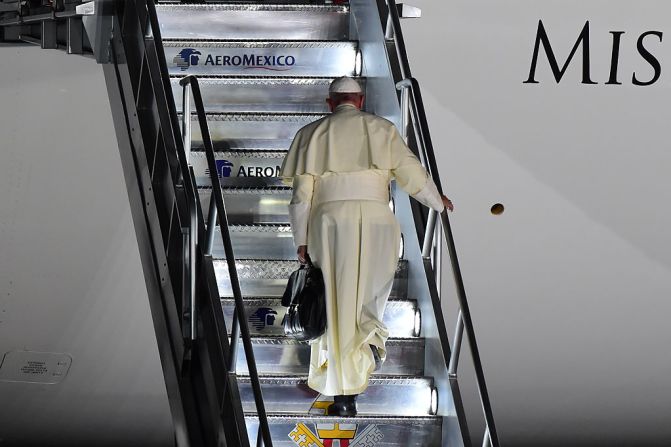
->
[297, 245, 309, 264]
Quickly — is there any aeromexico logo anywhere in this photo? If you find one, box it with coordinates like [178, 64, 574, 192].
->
[174, 49, 201, 71]
[215, 160, 234, 178]
[174, 47, 296, 71]
[249, 307, 278, 331]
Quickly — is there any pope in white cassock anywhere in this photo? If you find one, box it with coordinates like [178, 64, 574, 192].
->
[279, 77, 453, 417]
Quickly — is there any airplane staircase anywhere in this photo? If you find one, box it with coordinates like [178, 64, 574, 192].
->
[0, 0, 500, 446]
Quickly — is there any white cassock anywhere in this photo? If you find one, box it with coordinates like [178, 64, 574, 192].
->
[280, 103, 443, 396]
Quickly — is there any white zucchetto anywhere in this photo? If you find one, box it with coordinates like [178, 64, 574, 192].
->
[328, 76, 363, 94]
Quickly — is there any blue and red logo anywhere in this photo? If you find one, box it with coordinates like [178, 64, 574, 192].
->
[249, 307, 278, 331]
[174, 48, 201, 71]
[215, 159, 234, 178]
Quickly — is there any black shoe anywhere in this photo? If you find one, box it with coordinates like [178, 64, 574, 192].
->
[370, 344, 382, 371]
[327, 394, 358, 417]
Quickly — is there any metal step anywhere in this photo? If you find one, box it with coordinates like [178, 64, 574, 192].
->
[197, 184, 396, 226]
[198, 181, 398, 225]
[223, 298, 420, 338]
[239, 375, 434, 416]
[190, 150, 286, 186]
[185, 112, 325, 150]
[236, 337, 424, 376]
[213, 224, 295, 260]
[245, 414, 442, 447]
[199, 186, 292, 225]
[171, 76, 336, 113]
[157, 4, 350, 41]
[163, 40, 359, 77]
[214, 259, 408, 299]
[212, 223, 403, 260]
[212, 224, 402, 261]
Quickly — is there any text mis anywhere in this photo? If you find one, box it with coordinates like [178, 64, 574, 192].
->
[525, 20, 663, 86]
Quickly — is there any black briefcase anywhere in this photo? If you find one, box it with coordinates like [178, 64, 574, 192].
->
[281, 263, 327, 341]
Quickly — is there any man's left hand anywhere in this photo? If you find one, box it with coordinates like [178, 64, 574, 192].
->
[442, 195, 454, 212]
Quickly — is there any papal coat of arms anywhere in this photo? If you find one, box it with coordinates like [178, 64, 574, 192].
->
[288, 422, 384, 447]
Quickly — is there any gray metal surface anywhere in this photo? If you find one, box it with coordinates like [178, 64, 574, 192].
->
[235, 337, 424, 377]
[245, 414, 442, 447]
[171, 77, 335, 113]
[199, 187, 292, 224]
[163, 40, 358, 77]
[157, 4, 350, 41]
[238, 375, 434, 416]
[211, 224, 295, 260]
[223, 298, 419, 338]
[0, 46, 174, 446]
[186, 112, 325, 150]
[214, 260, 408, 299]
[191, 150, 286, 185]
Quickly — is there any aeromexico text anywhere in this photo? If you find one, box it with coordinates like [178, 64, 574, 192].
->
[204, 54, 295, 68]
[233, 165, 281, 177]
[215, 159, 280, 178]
[525, 20, 664, 86]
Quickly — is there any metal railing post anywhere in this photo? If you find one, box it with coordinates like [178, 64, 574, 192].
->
[257, 427, 264, 447]
[396, 81, 428, 168]
[400, 89, 410, 141]
[188, 167, 198, 341]
[386, 0, 409, 80]
[385, 12, 394, 40]
[435, 222, 442, 293]
[205, 194, 218, 255]
[397, 79, 411, 142]
[228, 310, 240, 374]
[181, 83, 197, 341]
[447, 311, 464, 376]
[182, 85, 191, 164]
[180, 86, 197, 341]
[482, 426, 492, 447]
[181, 228, 191, 340]
[422, 209, 438, 259]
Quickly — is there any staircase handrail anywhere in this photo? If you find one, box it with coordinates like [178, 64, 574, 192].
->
[384, 1, 500, 446]
[145, 0, 260, 443]
[178, 74, 273, 447]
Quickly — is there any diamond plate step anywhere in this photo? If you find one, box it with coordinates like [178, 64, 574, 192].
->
[239, 375, 434, 416]
[223, 298, 420, 338]
[197, 182, 398, 226]
[245, 414, 442, 447]
[164, 40, 359, 77]
[211, 223, 402, 260]
[184, 112, 325, 150]
[198, 186, 292, 225]
[236, 337, 424, 376]
[214, 259, 408, 299]
[213, 224, 295, 260]
[157, 4, 350, 41]
[172, 77, 362, 113]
